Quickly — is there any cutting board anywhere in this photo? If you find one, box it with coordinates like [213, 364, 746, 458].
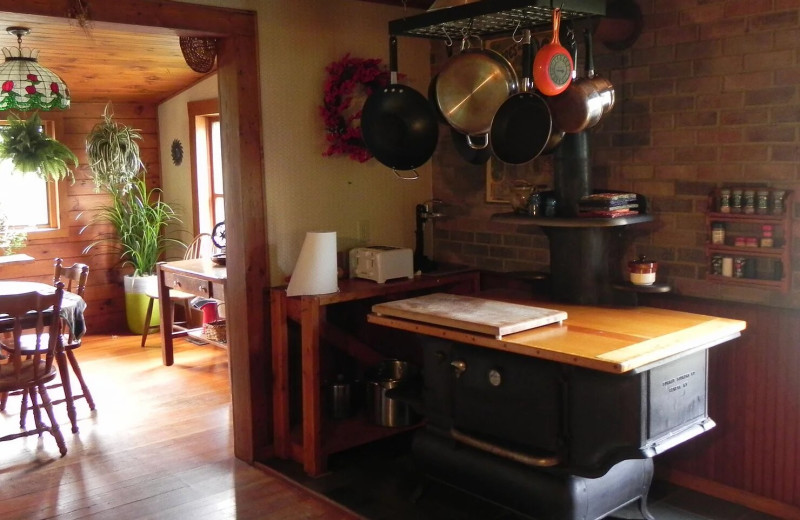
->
[372, 293, 567, 338]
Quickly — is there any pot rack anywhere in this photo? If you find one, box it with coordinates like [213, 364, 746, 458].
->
[389, 0, 606, 40]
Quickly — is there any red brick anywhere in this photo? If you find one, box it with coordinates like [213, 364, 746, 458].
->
[633, 79, 676, 97]
[699, 18, 748, 40]
[689, 6, 730, 25]
[775, 68, 800, 86]
[673, 145, 720, 161]
[657, 25, 700, 46]
[678, 76, 724, 94]
[719, 144, 769, 161]
[696, 91, 744, 109]
[749, 10, 800, 32]
[774, 27, 800, 49]
[633, 180, 677, 196]
[654, 164, 699, 181]
[676, 40, 722, 61]
[743, 50, 796, 72]
[771, 105, 800, 124]
[620, 66, 650, 83]
[723, 71, 772, 91]
[695, 55, 745, 77]
[677, 111, 719, 127]
[620, 164, 655, 179]
[720, 108, 770, 125]
[742, 162, 797, 180]
[653, 129, 696, 146]
[744, 125, 796, 143]
[697, 128, 745, 145]
[633, 147, 675, 164]
[696, 163, 744, 181]
[771, 145, 800, 162]
[744, 86, 797, 106]
[651, 61, 695, 79]
[632, 45, 676, 65]
[653, 95, 695, 112]
[721, 31, 775, 55]
[725, 0, 774, 17]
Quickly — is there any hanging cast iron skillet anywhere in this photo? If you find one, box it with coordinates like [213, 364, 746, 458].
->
[490, 30, 552, 165]
[361, 37, 439, 178]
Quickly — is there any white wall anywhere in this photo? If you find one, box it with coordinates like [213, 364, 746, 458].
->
[158, 74, 219, 245]
[167, 0, 433, 284]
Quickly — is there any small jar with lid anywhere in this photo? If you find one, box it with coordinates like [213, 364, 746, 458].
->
[743, 189, 756, 214]
[734, 236, 746, 247]
[711, 222, 726, 245]
[718, 189, 731, 213]
[628, 255, 658, 285]
[731, 189, 743, 213]
[760, 224, 774, 248]
[756, 190, 769, 214]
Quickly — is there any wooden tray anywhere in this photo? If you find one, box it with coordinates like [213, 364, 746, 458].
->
[372, 293, 567, 339]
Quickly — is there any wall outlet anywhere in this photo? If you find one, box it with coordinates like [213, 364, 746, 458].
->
[357, 220, 370, 242]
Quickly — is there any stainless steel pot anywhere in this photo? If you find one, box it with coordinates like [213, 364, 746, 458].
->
[365, 359, 420, 427]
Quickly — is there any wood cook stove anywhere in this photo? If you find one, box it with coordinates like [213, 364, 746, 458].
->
[407, 336, 716, 520]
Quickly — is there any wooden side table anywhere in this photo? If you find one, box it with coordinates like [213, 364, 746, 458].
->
[270, 270, 479, 477]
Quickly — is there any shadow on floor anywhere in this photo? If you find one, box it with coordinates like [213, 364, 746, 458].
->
[264, 432, 780, 520]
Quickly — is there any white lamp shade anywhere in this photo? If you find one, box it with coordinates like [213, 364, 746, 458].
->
[286, 231, 339, 297]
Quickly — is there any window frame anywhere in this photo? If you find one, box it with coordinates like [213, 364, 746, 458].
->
[188, 98, 222, 236]
[0, 115, 70, 240]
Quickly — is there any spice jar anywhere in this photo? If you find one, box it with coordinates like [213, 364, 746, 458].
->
[718, 189, 730, 213]
[731, 189, 743, 213]
[628, 255, 658, 285]
[711, 223, 726, 245]
[756, 190, 769, 215]
[771, 190, 786, 215]
[743, 189, 755, 214]
[760, 224, 774, 248]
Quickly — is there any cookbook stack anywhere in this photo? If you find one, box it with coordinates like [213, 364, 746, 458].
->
[578, 192, 639, 218]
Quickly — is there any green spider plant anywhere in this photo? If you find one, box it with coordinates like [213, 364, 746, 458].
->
[82, 177, 183, 276]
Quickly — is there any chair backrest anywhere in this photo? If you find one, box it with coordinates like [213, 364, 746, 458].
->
[53, 258, 89, 297]
[0, 283, 64, 384]
[184, 233, 214, 260]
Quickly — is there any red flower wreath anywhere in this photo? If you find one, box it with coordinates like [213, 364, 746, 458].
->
[320, 54, 392, 163]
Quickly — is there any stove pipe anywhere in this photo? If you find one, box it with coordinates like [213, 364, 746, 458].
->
[553, 132, 591, 217]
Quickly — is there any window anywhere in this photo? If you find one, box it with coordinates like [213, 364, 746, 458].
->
[0, 117, 68, 238]
[189, 99, 224, 236]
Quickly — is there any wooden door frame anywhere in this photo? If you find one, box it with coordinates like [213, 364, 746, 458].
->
[0, 0, 269, 464]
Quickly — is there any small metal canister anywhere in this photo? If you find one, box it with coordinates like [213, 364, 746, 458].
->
[733, 257, 746, 278]
[711, 255, 723, 275]
[756, 190, 769, 214]
[718, 189, 731, 213]
[731, 189, 743, 213]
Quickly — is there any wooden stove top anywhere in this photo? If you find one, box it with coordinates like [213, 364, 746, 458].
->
[367, 293, 746, 374]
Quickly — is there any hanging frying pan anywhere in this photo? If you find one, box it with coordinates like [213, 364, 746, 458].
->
[532, 8, 574, 96]
[490, 30, 552, 165]
[361, 37, 439, 178]
[435, 36, 518, 150]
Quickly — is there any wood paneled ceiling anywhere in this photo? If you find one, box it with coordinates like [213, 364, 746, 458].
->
[0, 1, 435, 106]
[0, 12, 213, 105]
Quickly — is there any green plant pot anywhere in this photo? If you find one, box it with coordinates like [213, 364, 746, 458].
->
[124, 274, 160, 334]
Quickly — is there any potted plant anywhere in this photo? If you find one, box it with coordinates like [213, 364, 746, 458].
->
[0, 112, 78, 181]
[82, 104, 184, 333]
[0, 204, 26, 255]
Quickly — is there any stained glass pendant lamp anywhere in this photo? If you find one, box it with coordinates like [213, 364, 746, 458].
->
[0, 27, 70, 111]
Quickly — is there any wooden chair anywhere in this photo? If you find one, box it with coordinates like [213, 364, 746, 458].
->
[0, 259, 94, 434]
[141, 233, 214, 347]
[0, 283, 68, 457]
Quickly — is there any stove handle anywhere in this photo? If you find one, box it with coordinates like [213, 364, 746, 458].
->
[450, 359, 467, 378]
[450, 428, 561, 468]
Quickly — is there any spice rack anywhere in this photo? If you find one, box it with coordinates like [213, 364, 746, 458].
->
[705, 188, 793, 292]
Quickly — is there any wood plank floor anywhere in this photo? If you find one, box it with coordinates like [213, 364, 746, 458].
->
[0, 334, 360, 520]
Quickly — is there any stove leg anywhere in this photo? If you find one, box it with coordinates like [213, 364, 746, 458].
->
[638, 495, 655, 520]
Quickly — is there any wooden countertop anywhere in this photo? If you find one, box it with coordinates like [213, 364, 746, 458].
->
[367, 294, 746, 374]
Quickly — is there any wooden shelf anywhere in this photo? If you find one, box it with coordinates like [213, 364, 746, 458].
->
[492, 212, 653, 228]
[186, 327, 227, 349]
[705, 189, 792, 293]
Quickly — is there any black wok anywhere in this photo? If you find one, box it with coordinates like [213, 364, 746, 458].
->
[490, 30, 552, 165]
[361, 37, 439, 176]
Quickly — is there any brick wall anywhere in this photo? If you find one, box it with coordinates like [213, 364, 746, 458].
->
[431, 0, 800, 308]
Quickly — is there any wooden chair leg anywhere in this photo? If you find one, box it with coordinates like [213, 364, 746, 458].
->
[37, 384, 67, 456]
[141, 297, 155, 348]
[66, 349, 95, 410]
[19, 389, 29, 430]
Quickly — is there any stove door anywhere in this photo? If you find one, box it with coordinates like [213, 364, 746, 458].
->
[451, 342, 563, 455]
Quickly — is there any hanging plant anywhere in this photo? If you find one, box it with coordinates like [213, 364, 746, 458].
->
[85, 102, 145, 194]
[0, 112, 78, 182]
[319, 54, 392, 163]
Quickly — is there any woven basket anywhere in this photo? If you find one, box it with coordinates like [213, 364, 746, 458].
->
[179, 36, 218, 73]
[203, 319, 227, 343]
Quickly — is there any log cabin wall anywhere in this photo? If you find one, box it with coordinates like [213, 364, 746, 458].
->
[0, 102, 161, 333]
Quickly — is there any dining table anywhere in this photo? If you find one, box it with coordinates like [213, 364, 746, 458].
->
[0, 280, 87, 432]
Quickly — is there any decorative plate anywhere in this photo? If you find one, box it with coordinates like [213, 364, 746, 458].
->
[171, 139, 184, 166]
